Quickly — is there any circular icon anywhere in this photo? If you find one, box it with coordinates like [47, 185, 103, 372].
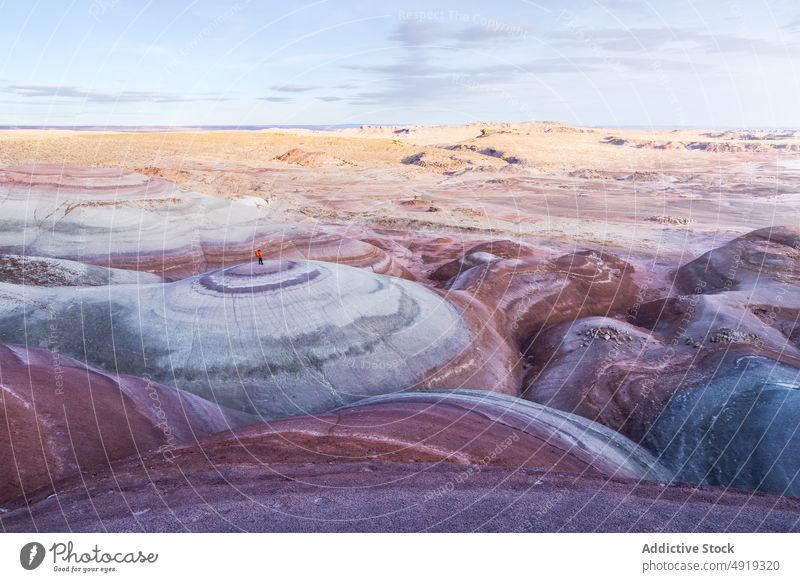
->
[20, 542, 46, 570]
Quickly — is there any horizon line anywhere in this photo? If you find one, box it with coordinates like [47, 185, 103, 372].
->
[1, 123, 799, 132]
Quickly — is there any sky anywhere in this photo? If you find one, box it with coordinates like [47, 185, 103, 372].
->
[1, 0, 799, 127]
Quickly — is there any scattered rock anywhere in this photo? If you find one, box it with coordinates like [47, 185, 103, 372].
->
[580, 326, 634, 344]
[399, 195, 434, 207]
[602, 136, 628, 146]
[619, 171, 663, 182]
[453, 207, 485, 218]
[402, 151, 471, 172]
[708, 327, 760, 345]
[569, 168, 605, 179]
[647, 215, 696, 225]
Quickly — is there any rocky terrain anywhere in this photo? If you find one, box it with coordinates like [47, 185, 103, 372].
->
[1, 123, 799, 532]
[0, 344, 252, 504]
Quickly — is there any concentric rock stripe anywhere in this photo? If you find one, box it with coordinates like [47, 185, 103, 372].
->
[263, 232, 414, 279]
[0, 164, 415, 282]
[0, 260, 491, 418]
[0, 164, 274, 278]
[432, 245, 640, 350]
[176, 389, 666, 481]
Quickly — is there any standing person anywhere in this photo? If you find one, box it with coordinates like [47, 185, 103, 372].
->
[256, 248, 264, 265]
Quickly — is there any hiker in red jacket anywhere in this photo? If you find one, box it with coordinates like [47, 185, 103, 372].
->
[256, 248, 264, 265]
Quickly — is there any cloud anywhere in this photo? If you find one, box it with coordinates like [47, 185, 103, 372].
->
[259, 96, 293, 103]
[391, 19, 528, 49]
[453, 25, 526, 44]
[347, 64, 460, 105]
[348, 57, 446, 77]
[515, 56, 701, 74]
[390, 20, 443, 48]
[547, 26, 798, 57]
[349, 76, 461, 105]
[783, 17, 800, 32]
[345, 20, 530, 105]
[345, 18, 710, 107]
[348, 53, 700, 106]
[268, 84, 319, 93]
[586, 0, 655, 18]
[0, 84, 231, 103]
[316, 96, 343, 102]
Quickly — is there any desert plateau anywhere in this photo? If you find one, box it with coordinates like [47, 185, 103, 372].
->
[1, 122, 800, 532]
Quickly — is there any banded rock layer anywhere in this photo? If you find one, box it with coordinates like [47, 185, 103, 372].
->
[0, 260, 515, 417]
[0, 343, 251, 504]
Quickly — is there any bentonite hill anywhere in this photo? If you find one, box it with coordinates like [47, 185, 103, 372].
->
[1, 123, 800, 532]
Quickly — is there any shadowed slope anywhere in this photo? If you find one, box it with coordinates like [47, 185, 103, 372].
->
[0, 344, 253, 504]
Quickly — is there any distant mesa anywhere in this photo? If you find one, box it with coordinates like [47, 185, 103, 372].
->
[537, 121, 588, 133]
[342, 121, 588, 138]
[633, 140, 687, 150]
[703, 130, 798, 141]
[477, 121, 588, 136]
[685, 141, 773, 152]
[0, 343, 252, 504]
[601, 133, 800, 152]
